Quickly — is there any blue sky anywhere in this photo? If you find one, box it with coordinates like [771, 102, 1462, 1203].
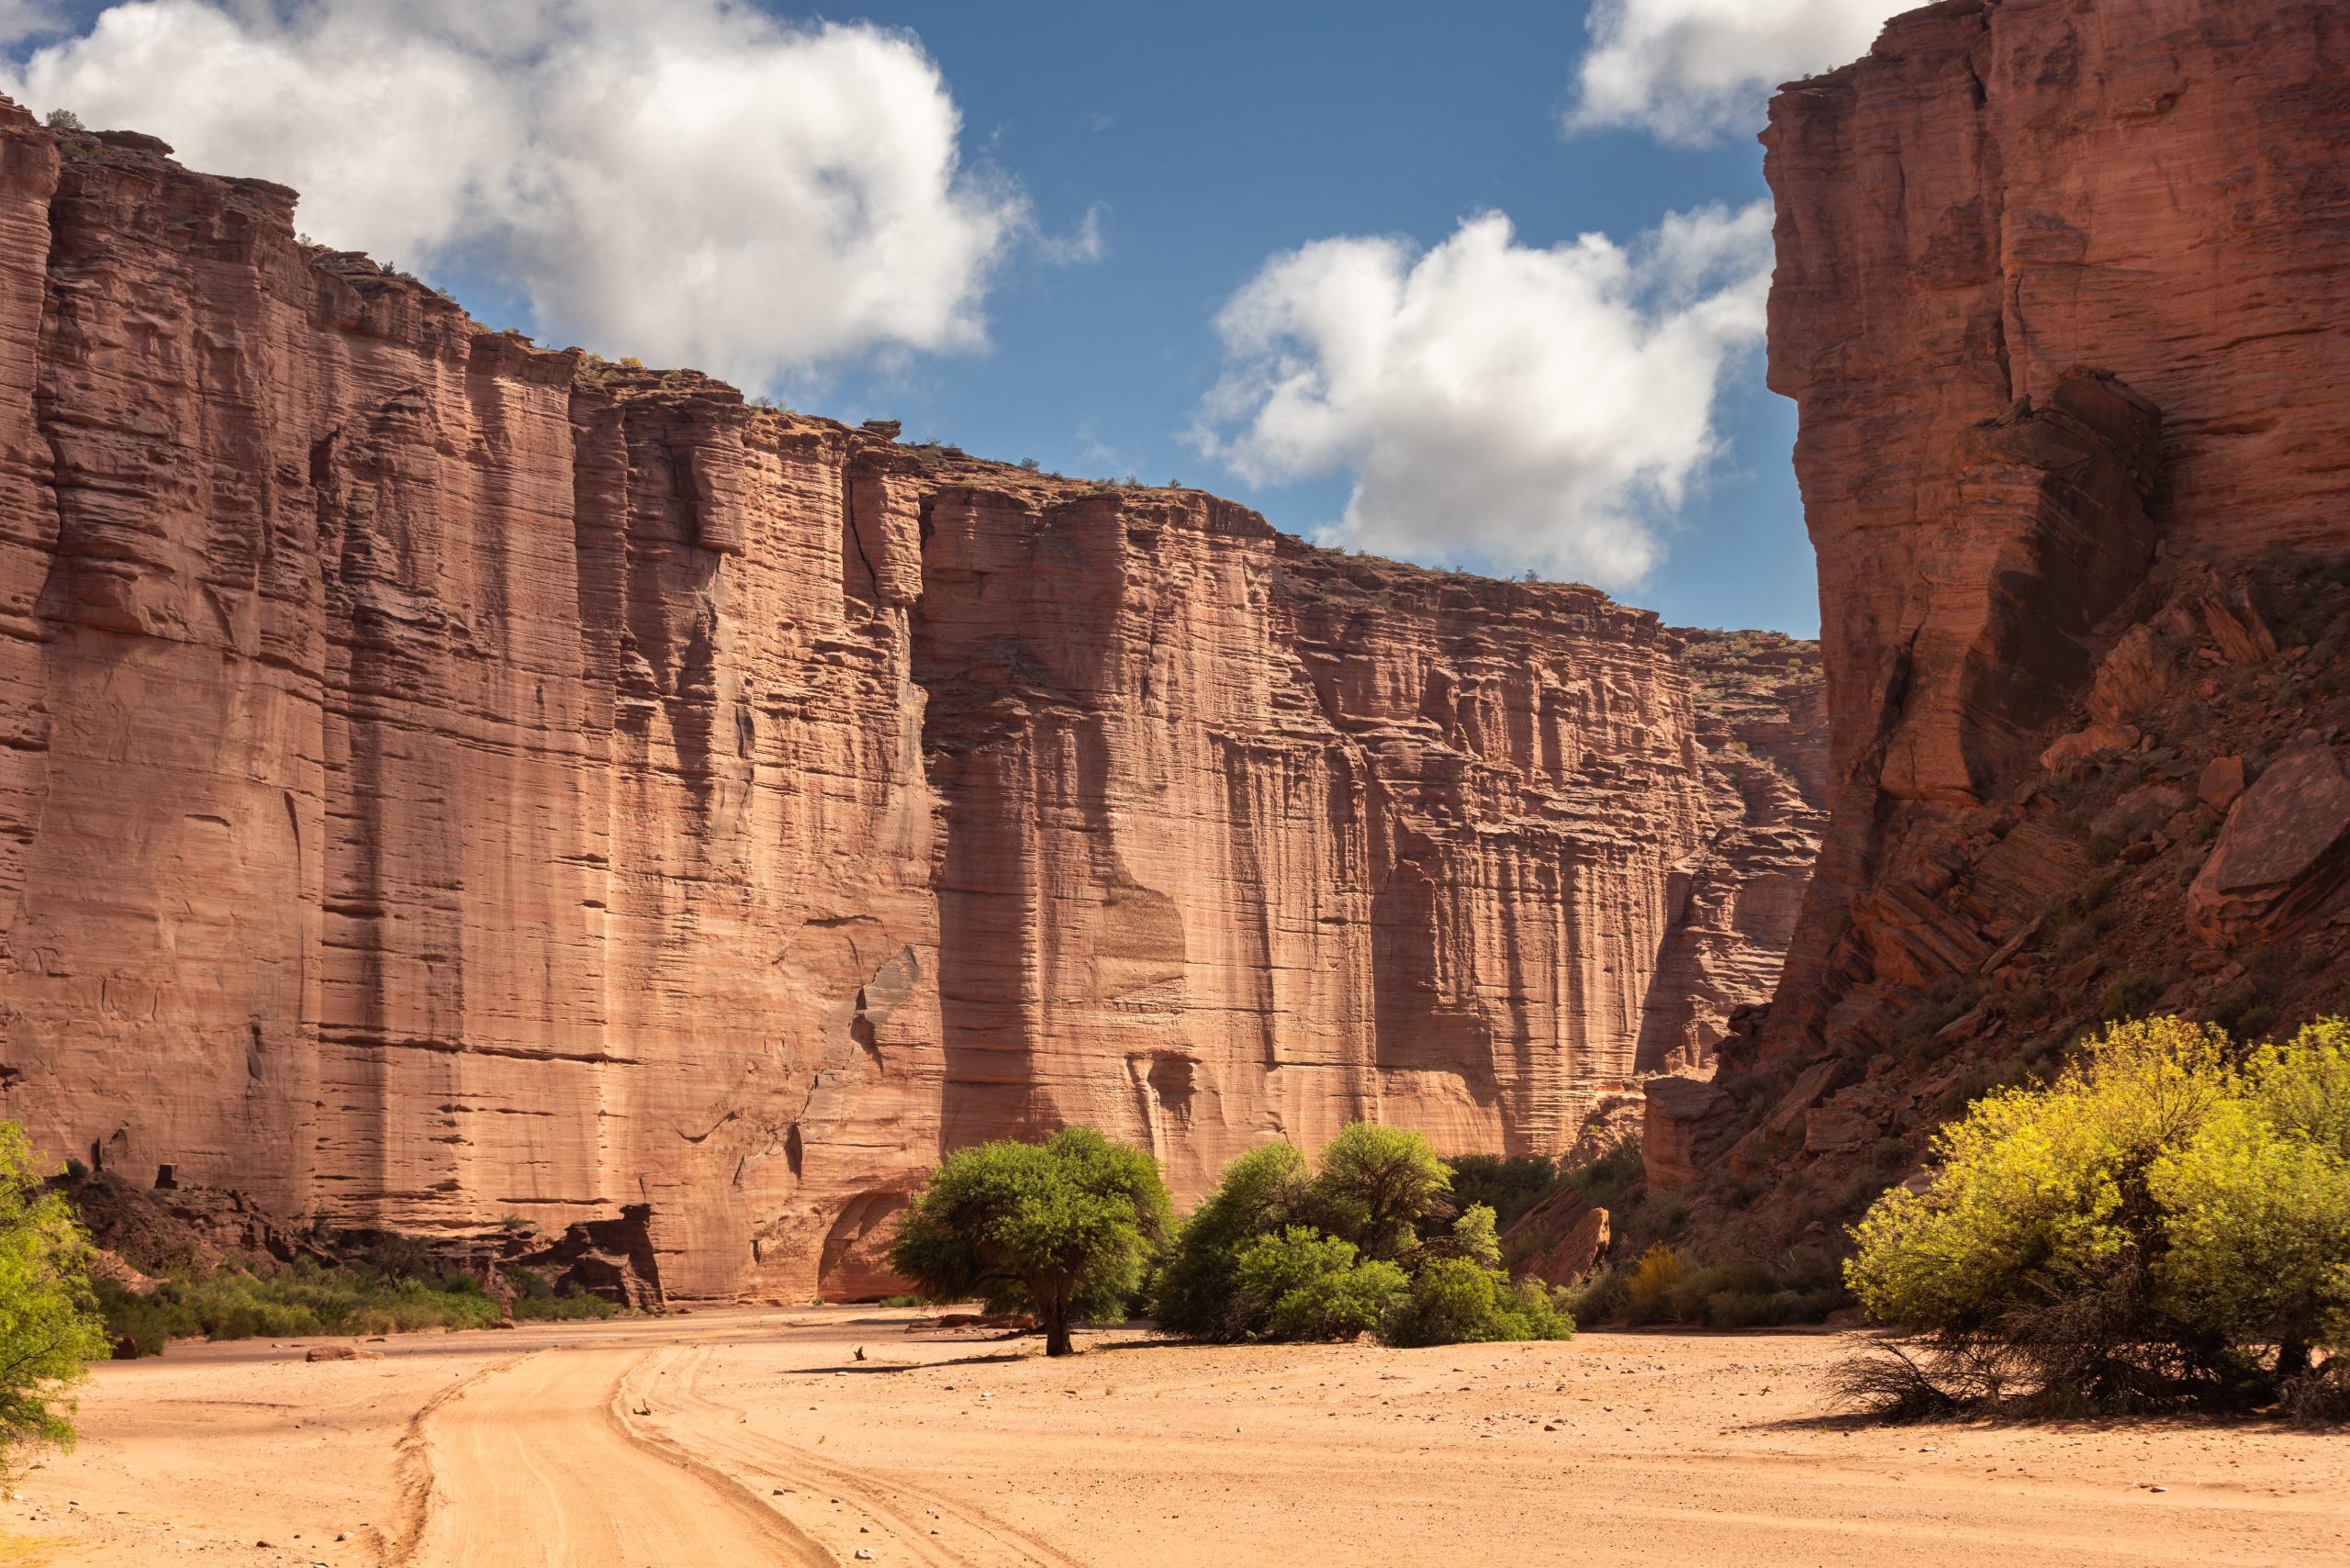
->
[823, 1, 1811, 633]
[8, 1, 1906, 635]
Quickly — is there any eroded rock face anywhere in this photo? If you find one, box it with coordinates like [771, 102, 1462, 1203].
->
[1753, 0, 2350, 1071]
[1642, 0, 2350, 1261]
[1641, 1075, 1736, 1193]
[1500, 1183, 1610, 1288]
[1637, 633, 1830, 1073]
[0, 107, 1824, 1299]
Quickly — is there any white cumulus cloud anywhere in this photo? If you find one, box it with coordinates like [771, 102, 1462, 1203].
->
[1192, 203, 1772, 589]
[6, 0, 1032, 385]
[1566, 0, 1895, 146]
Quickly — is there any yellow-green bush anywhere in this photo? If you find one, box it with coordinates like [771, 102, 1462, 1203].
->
[0, 1126, 108, 1476]
[1846, 1015, 2350, 1413]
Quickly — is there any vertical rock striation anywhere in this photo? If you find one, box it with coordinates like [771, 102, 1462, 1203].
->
[1652, 0, 2350, 1219]
[0, 106, 1824, 1299]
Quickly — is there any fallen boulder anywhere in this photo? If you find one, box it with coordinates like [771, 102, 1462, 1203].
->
[2198, 754, 2246, 812]
[2187, 745, 2350, 944]
[1499, 1184, 1612, 1286]
[2041, 722, 2138, 771]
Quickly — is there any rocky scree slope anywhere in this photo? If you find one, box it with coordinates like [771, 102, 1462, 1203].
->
[1636, 0, 2350, 1268]
[0, 105, 1822, 1302]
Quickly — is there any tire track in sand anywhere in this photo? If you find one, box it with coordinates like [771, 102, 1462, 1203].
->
[406, 1348, 830, 1567]
[627, 1345, 1089, 1568]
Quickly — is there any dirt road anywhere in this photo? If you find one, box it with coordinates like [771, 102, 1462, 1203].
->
[3, 1309, 2343, 1567]
[408, 1348, 825, 1567]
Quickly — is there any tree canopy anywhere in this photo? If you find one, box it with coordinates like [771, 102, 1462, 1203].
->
[1847, 1014, 2350, 1414]
[1152, 1122, 1570, 1348]
[0, 1125, 109, 1476]
[890, 1127, 1169, 1356]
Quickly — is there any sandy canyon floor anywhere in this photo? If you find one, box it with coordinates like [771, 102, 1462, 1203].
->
[1, 1307, 2342, 1567]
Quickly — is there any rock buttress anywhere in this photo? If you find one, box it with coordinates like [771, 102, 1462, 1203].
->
[1639, 0, 2350, 1233]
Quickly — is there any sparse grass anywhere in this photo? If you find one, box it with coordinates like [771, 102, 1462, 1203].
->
[1895, 977, 1988, 1065]
[1608, 1242, 1847, 1330]
[2099, 969, 2167, 1021]
[99, 1260, 619, 1356]
[1560, 1136, 1645, 1209]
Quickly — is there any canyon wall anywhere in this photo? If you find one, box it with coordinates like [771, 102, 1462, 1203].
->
[1641, 0, 2350, 1229]
[0, 106, 1822, 1300]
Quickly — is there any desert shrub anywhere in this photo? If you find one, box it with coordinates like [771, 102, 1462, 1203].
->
[1382, 1258, 1572, 1347]
[1894, 977, 1987, 1063]
[1623, 1186, 1691, 1244]
[1560, 1136, 1645, 1207]
[1150, 1142, 1310, 1340]
[0, 1128, 107, 1475]
[890, 1127, 1170, 1356]
[1598, 1247, 1847, 1331]
[1235, 1229, 1407, 1341]
[1272, 1260, 1410, 1339]
[509, 1286, 621, 1323]
[1937, 1056, 2034, 1118]
[1158, 1130, 1568, 1347]
[1666, 1260, 1773, 1322]
[1869, 1137, 1913, 1173]
[1234, 1227, 1357, 1316]
[1700, 1284, 1845, 1329]
[1844, 1015, 2350, 1414]
[1445, 1154, 1557, 1230]
[1622, 1242, 1684, 1324]
[2099, 969, 2167, 1022]
[96, 1259, 522, 1353]
[1560, 1260, 1626, 1325]
[1987, 983, 2057, 1026]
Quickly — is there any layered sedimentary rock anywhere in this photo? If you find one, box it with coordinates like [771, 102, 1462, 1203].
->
[1636, 633, 1828, 1071]
[1644, 0, 2350, 1214]
[0, 106, 1822, 1299]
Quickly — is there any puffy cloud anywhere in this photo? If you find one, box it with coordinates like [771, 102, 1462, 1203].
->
[1566, 0, 1894, 146]
[0, 3, 59, 47]
[7, 1, 1030, 384]
[1192, 203, 1772, 589]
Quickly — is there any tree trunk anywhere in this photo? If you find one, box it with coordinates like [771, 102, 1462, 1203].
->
[1044, 1306, 1073, 1357]
[2277, 1338, 2311, 1381]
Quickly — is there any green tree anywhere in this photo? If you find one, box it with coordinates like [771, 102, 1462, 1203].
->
[890, 1128, 1169, 1357]
[1156, 1129, 1575, 1348]
[1429, 1203, 1502, 1268]
[1304, 1123, 1453, 1260]
[1150, 1142, 1307, 1339]
[2147, 1025, 2350, 1376]
[0, 1125, 109, 1476]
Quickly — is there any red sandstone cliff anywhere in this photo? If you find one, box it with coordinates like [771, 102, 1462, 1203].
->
[0, 106, 1821, 1300]
[1639, 0, 2350, 1240]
